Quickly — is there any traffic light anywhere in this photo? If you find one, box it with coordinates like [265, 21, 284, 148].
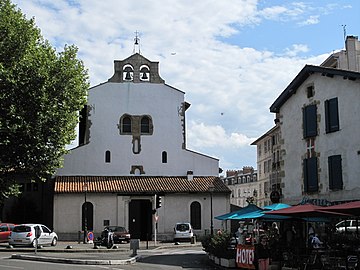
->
[156, 195, 162, 209]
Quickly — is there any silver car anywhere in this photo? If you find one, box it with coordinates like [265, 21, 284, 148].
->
[173, 222, 194, 242]
[336, 220, 359, 233]
[9, 224, 58, 247]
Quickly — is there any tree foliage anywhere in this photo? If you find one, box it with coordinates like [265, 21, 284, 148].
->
[0, 0, 89, 203]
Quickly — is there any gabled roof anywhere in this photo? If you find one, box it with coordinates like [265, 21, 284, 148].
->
[270, 65, 360, 113]
[55, 176, 230, 194]
[251, 125, 279, 145]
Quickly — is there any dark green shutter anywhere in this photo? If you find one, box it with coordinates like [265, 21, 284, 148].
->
[328, 155, 343, 190]
[303, 105, 317, 138]
[303, 157, 318, 192]
[325, 98, 339, 133]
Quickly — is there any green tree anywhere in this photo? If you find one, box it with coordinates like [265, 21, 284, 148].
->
[0, 0, 89, 207]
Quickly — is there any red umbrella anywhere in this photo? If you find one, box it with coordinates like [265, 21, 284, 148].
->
[324, 201, 360, 216]
[265, 203, 350, 218]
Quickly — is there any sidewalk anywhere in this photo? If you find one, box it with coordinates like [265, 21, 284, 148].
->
[0, 241, 202, 265]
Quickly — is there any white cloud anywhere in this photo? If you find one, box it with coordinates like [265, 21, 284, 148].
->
[283, 44, 310, 56]
[298, 15, 320, 26]
[187, 121, 256, 149]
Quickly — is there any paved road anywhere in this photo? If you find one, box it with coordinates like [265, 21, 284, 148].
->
[0, 241, 223, 269]
[0, 247, 221, 270]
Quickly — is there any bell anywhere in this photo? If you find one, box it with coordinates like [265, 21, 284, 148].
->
[142, 72, 148, 80]
[125, 71, 132, 80]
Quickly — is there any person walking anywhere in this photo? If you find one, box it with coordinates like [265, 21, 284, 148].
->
[254, 234, 271, 270]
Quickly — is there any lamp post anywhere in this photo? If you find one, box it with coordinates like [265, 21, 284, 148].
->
[208, 182, 215, 236]
[83, 182, 88, 244]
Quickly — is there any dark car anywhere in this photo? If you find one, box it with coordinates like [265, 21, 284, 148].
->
[104, 226, 130, 243]
[0, 223, 16, 243]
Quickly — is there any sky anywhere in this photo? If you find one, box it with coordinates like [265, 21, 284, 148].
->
[12, 0, 360, 174]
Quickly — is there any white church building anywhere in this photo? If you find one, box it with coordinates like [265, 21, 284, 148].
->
[54, 52, 230, 241]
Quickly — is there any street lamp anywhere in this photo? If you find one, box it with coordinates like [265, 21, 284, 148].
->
[83, 182, 88, 244]
[208, 182, 215, 236]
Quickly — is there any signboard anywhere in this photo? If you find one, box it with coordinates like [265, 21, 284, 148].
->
[236, 244, 255, 269]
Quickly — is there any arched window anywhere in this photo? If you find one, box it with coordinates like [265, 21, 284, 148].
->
[141, 116, 150, 133]
[123, 65, 134, 81]
[122, 116, 132, 133]
[140, 65, 150, 81]
[190, 201, 201, 230]
[105, 150, 111, 163]
[162, 151, 167, 163]
[82, 201, 93, 231]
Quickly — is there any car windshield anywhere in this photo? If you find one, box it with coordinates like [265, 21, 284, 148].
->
[107, 226, 126, 232]
[13, 226, 31, 232]
[176, 224, 190, 231]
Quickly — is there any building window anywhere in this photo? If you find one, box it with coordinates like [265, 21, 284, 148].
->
[325, 98, 339, 133]
[328, 155, 343, 190]
[141, 116, 150, 133]
[105, 150, 111, 163]
[123, 65, 133, 81]
[303, 104, 317, 138]
[307, 85, 314, 98]
[140, 65, 150, 81]
[303, 157, 318, 192]
[258, 144, 262, 157]
[190, 201, 201, 230]
[122, 116, 132, 133]
[162, 151, 167, 163]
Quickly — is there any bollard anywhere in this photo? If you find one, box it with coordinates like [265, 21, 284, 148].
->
[78, 231, 81, 244]
[130, 239, 140, 256]
[191, 235, 196, 244]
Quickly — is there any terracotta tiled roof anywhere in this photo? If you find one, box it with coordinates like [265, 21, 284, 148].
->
[55, 176, 231, 194]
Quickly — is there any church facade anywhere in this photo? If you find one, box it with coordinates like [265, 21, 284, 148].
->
[54, 53, 230, 240]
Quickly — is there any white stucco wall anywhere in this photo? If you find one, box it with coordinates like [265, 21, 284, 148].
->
[57, 82, 218, 176]
[54, 192, 230, 240]
[279, 73, 360, 204]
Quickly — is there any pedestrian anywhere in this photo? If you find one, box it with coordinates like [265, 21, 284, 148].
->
[254, 234, 271, 270]
[311, 234, 323, 249]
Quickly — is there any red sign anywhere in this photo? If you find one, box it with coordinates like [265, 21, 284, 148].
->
[236, 244, 255, 269]
[87, 231, 94, 241]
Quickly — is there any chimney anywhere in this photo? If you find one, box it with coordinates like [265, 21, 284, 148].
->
[187, 170, 193, 181]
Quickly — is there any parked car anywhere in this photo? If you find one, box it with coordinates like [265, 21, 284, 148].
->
[0, 223, 16, 243]
[174, 222, 193, 242]
[103, 226, 130, 243]
[9, 224, 58, 247]
[336, 220, 359, 233]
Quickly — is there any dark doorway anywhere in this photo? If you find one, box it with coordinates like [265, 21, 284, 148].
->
[82, 202, 93, 231]
[129, 199, 152, 240]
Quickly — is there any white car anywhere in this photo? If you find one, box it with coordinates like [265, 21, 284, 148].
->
[9, 224, 58, 247]
[335, 220, 359, 233]
[173, 222, 193, 242]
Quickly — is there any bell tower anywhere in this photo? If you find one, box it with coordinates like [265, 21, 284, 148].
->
[108, 32, 165, 83]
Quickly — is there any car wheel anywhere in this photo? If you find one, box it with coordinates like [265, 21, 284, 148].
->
[51, 237, 57, 246]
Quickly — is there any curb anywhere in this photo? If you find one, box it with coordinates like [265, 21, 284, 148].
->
[10, 254, 140, 265]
